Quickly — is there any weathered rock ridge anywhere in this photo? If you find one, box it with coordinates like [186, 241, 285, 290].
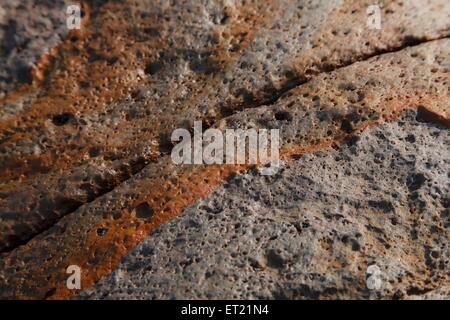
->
[0, 0, 448, 299]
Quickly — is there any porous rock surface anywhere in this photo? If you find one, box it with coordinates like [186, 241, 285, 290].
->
[82, 109, 449, 300]
[0, 0, 448, 299]
[0, 0, 71, 96]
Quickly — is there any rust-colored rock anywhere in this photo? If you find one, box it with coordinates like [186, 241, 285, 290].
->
[0, 0, 448, 299]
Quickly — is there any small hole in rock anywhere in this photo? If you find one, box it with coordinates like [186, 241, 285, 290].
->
[274, 111, 293, 121]
[135, 202, 154, 221]
[96, 228, 108, 236]
[145, 62, 162, 75]
[52, 112, 74, 126]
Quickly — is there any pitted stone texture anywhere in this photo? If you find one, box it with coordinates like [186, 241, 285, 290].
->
[82, 110, 449, 299]
[0, 0, 71, 96]
[0, 1, 449, 299]
[217, 38, 450, 144]
[3, 0, 450, 183]
[1, 36, 448, 254]
[0, 37, 448, 299]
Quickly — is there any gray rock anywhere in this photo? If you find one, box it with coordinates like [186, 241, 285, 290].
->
[0, 0, 71, 95]
[81, 109, 449, 299]
[0, 0, 448, 300]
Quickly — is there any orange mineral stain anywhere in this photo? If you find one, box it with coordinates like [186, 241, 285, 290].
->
[0, 1, 449, 300]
